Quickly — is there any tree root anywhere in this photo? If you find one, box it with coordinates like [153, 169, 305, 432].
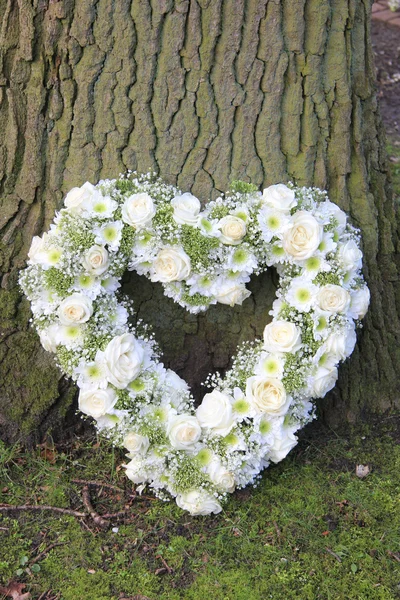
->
[0, 482, 131, 530]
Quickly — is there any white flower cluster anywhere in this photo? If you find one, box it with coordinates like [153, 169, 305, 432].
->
[19, 174, 370, 516]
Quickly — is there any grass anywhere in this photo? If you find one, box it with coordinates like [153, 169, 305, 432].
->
[0, 416, 399, 600]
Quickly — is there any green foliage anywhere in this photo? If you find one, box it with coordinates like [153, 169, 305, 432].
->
[313, 271, 341, 287]
[180, 225, 219, 270]
[0, 419, 399, 598]
[44, 267, 74, 296]
[229, 180, 259, 195]
[119, 224, 136, 256]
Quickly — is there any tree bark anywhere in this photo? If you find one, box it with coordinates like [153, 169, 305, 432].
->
[0, 0, 398, 444]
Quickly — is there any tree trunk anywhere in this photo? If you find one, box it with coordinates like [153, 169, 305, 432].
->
[0, 0, 398, 444]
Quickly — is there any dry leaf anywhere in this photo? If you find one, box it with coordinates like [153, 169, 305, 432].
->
[0, 581, 32, 600]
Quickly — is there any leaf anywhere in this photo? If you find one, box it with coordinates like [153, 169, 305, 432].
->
[351, 563, 358, 574]
[0, 581, 32, 599]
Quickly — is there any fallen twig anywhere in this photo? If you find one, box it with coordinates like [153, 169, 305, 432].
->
[31, 542, 67, 566]
[155, 555, 173, 574]
[325, 547, 342, 562]
[81, 486, 110, 529]
[0, 504, 85, 518]
[101, 510, 132, 520]
[72, 479, 124, 493]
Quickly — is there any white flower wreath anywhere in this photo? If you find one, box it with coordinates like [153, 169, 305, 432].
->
[20, 173, 370, 516]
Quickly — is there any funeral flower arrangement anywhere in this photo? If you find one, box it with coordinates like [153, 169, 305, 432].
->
[20, 173, 370, 516]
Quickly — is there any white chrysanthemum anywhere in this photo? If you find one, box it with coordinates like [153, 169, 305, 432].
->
[300, 255, 331, 278]
[231, 387, 254, 421]
[227, 247, 258, 274]
[101, 276, 121, 294]
[314, 200, 347, 234]
[254, 352, 285, 379]
[94, 221, 123, 251]
[197, 215, 221, 237]
[316, 231, 337, 256]
[258, 206, 291, 243]
[186, 273, 217, 297]
[58, 324, 84, 348]
[73, 274, 102, 299]
[286, 277, 319, 313]
[76, 357, 109, 390]
[90, 193, 118, 218]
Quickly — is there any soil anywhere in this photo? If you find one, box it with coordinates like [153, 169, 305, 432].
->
[372, 20, 400, 137]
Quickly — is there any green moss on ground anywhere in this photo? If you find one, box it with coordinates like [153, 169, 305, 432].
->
[0, 417, 399, 600]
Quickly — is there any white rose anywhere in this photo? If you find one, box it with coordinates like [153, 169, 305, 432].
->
[269, 425, 298, 463]
[58, 293, 93, 325]
[64, 182, 97, 213]
[261, 184, 297, 213]
[214, 281, 251, 307]
[124, 457, 147, 484]
[28, 235, 46, 264]
[246, 376, 291, 416]
[337, 239, 363, 272]
[121, 193, 156, 228]
[207, 460, 235, 492]
[151, 246, 191, 282]
[349, 287, 370, 320]
[263, 320, 302, 353]
[167, 414, 201, 450]
[82, 245, 110, 275]
[317, 284, 350, 313]
[78, 387, 117, 419]
[39, 324, 62, 352]
[321, 327, 357, 363]
[283, 211, 323, 260]
[171, 193, 201, 225]
[102, 333, 145, 389]
[218, 216, 247, 245]
[163, 369, 189, 408]
[123, 432, 150, 455]
[196, 390, 234, 436]
[175, 490, 222, 516]
[311, 364, 338, 398]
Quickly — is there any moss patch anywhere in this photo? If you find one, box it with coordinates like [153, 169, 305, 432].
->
[0, 417, 399, 599]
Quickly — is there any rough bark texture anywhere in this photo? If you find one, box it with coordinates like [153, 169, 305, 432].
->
[0, 0, 399, 444]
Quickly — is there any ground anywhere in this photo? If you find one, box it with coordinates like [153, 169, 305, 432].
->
[0, 17, 400, 600]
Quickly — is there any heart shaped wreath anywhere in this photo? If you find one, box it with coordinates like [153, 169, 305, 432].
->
[20, 173, 369, 515]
